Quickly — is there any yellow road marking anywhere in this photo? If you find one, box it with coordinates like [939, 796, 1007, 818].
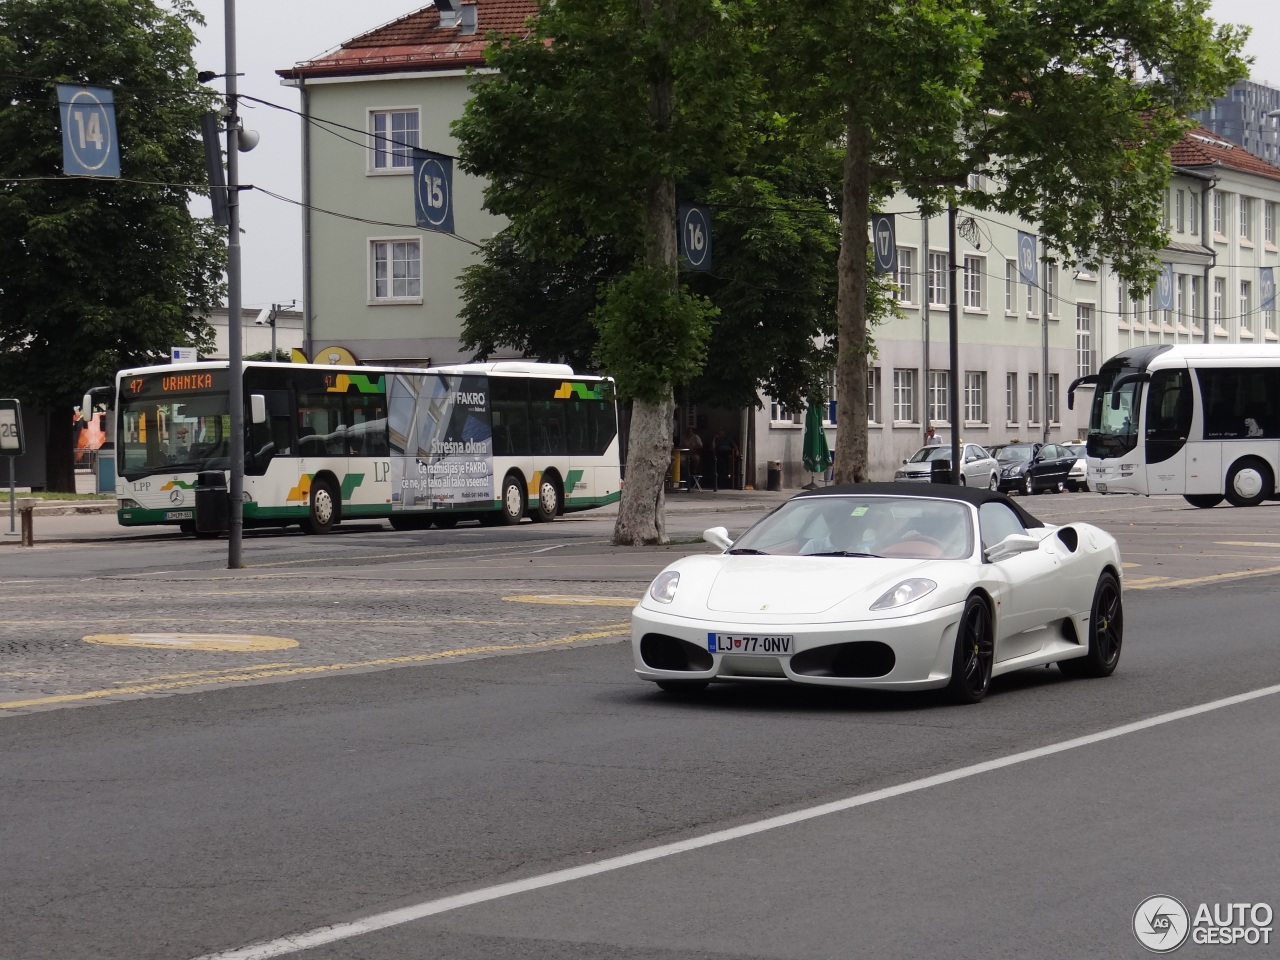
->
[0, 625, 630, 712]
[1127, 564, 1280, 590]
[504, 594, 637, 607]
[0, 586, 504, 603]
[1121, 561, 1142, 568]
[84, 634, 299, 652]
[1214, 541, 1280, 548]
[0, 617, 513, 625]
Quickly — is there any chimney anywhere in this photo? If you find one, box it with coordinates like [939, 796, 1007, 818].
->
[460, 1, 477, 34]
[437, 0, 459, 28]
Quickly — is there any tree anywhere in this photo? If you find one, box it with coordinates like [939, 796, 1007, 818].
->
[0, 0, 225, 491]
[764, 0, 1248, 482]
[455, 0, 763, 545]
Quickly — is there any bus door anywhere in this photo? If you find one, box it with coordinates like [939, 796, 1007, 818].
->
[1143, 368, 1192, 494]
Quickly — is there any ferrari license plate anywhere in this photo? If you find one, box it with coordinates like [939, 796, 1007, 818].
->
[708, 633, 793, 655]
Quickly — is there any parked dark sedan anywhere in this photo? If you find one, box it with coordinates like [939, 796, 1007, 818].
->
[992, 442, 1077, 495]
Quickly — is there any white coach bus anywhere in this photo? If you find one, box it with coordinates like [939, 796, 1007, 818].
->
[1070, 344, 1280, 507]
[114, 360, 621, 534]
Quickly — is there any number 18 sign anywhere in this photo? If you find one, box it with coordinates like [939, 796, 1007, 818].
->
[58, 84, 120, 178]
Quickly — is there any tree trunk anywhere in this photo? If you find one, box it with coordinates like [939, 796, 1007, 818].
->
[833, 108, 872, 484]
[613, 0, 679, 546]
[45, 404, 76, 493]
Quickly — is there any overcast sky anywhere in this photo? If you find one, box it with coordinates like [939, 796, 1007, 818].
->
[191, 0, 1280, 312]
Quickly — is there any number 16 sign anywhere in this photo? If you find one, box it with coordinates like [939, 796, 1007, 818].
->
[58, 84, 120, 178]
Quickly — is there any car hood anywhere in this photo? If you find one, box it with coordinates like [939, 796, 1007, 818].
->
[700, 555, 945, 616]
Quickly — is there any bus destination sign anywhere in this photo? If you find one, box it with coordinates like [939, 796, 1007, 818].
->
[122, 371, 226, 398]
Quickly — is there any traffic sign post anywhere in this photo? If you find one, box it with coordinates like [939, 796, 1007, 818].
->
[57, 84, 121, 178]
[0, 399, 26, 535]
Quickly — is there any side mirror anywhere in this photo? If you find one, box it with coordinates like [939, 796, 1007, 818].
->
[984, 533, 1040, 563]
[250, 394, 268, 425]
[703, 526, 733, 551]
[901, 458, 908, 465]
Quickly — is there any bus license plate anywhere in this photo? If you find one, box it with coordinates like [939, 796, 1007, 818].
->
[1095, 483, 1107, 493]
[165, 510, 193, 520]
[708, 633, 792, 655]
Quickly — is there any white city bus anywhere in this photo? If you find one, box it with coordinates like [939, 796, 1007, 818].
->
[1070, 344, 1280, 508]
[114, 360, 621, 534]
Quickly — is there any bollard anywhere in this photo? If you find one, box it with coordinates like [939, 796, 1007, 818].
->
[17, 497, 36, 547]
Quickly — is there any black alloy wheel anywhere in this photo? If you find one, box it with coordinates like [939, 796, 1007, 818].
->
[947, 594, 994, 704]
[1059, 571, 1123, 678]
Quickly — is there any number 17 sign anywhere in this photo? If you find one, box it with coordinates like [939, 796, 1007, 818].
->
[58, 84, 120, 178]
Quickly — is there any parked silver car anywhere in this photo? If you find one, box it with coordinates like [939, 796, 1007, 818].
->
[1065, 442, 1089, 491]
[894, 443, 999, 489]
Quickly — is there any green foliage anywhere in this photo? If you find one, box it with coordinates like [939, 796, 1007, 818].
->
[592, 269, 717, 404]
[0, 0, 226, 410]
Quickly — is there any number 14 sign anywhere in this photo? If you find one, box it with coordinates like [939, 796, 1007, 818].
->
[57, 84, 120, 178]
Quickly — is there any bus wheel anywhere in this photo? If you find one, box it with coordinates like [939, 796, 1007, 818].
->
[304, 478, 339, 534]
[1225, 458, 1272, 507]
[432, 515, 458, 529]
[1183, 494, 1224, 509]
[500, 474, 525, 525]
[533, 475, 560, 522]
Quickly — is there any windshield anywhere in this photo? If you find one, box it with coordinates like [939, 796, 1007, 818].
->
[119, 393, 232, 478]
[907, 446, 951, 463]
[1086, 365, 1141, 459]
[997, 446, 1033, 462]
[1065, 444, 1085, 458]
[729, 495, 973, 560]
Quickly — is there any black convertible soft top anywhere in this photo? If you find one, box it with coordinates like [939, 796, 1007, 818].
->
[792, 481, 1045, 529]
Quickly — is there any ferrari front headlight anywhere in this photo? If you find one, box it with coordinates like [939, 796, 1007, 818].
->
[870, 578, 936, 610]
[649, 571, 680, 604]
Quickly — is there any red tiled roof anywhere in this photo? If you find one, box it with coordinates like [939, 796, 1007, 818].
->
[277, 0, 538, 80]
[1171, 125, 1280, 184]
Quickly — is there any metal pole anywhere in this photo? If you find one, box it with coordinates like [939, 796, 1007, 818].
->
[224, 0, 245, 568]
[7, 457, 14, 533]
[921, 210, 930, 434]
[1043, 262, 1050, 443]
[270, 303, 278, 360]
[948, 205, 960, 483]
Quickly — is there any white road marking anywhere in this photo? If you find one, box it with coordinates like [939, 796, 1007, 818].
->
[190, 681, 1280, 960]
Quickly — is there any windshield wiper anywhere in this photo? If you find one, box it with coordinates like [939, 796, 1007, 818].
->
[807, 551, 879, 558]
[727, 547, 768, 555]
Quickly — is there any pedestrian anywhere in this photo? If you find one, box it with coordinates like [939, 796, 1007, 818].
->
[925, 425, 942, 446]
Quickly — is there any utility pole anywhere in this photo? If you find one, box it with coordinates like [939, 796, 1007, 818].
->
[223, 0, 245, 569]
[948, 205, 960, 483]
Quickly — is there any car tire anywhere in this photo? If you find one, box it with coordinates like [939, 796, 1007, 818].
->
[1059, 571, 1123, 679]
[1183, 494, 1224, 509]
[532, 475, 560, 523]
[500, 473, 525, 525]
[946, 594, 993, 704]
[303, 478, 339, 534]
[987, 473, 998, 491]
[432, 514, 459, 529]
[1053, 480, 1065, 494]
[959, 474, 967, 486]
[655, 680, 709, 694]
[1224, 458, 1272, 508]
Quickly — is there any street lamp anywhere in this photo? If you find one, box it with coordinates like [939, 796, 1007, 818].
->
[254, 300, 297, 360]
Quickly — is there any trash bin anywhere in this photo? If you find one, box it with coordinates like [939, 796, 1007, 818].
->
[929, 459, 953, 484]
[194, 470, 229, 534]
[767, 460, 782, 492]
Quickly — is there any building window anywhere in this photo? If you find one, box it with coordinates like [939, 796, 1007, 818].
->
[1177, 274, 1189, 329]
[1190, 192, 1199, 235]
[1240, 196, 1253, 242]
[867, 366, 881, 424]
[370, 108, 419, 171]
[1005, 260, 1018, 314]
[1264, 297, 1277, 338]
[1213, 277, 1225, 326]
[893, 369, 917, 423]
[1005, 372, 1017, 423]
[822, 369, 837, 425]
[927, 370, 949, 424]
[1176, 189, 1185, 233]
[963, 371, 986, 424]
[1045, 263, 1058, 318]
[371, 239, 422, 301]
[1047, 373, 1060, 424]
[1241, 281, 1253, 335]
[1213, 192, 1226, 236]
[1027, 372, 1040, 425]
[963, 255, 985, 309]
[1266, 202, 1276, 245]
[769, 396, 798, 423]
[895, 248, 915, 304]
[928, 252, 948, 306]
[1076, 304, 1093, 378]
[1162, 188, 1170, 229]
[1027, 273, 1038, 317]
[1191, 275, 1203, 332]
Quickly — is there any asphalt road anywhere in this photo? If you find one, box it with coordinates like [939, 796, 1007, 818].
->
[1, 493, 1279, 959]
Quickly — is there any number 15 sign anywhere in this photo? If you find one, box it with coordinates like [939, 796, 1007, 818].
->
[413, 148, 455, 235]
[58, 84, 120, 178]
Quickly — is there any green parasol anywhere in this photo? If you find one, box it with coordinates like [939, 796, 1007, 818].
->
[802, 400, 830, 477]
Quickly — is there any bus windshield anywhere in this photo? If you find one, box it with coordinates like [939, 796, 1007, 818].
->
[1086, 364, 1141, 460]
[119, 392, 232, 478]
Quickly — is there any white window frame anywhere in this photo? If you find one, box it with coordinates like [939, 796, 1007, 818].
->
[369, 237, 423, 303]
[1266, 202, 1276, 246]
[866, 366, 882, 424]
[1005, 372, 1017, 424]
[963, 371, 986, 425]
[927, 252, 948, 306]
[895, 247, 916, 305]
[1045, 263, 1059, 319]
[1176, 189, 1185, 233]
[892, 369, 917, 424]
[1046, 373, 1060, 425]
[1191, 275, 1203, 334]
[1213, 277, 1225, 328]
[1189, 191, 1199, 235]
[1005, 260, 1018, 315]
[769, 396, 800, 424]
[1076, 303, 1094, 379]
[927, 369, 949, 424]
[1240, 280, 1253, 337]
[963, 255, 985, 311]
[368, 107, 420, 174]
[1027, 372, 1041, 426]
[1240, 195, 1253, 243]
[1213, 192, 1226, 238]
